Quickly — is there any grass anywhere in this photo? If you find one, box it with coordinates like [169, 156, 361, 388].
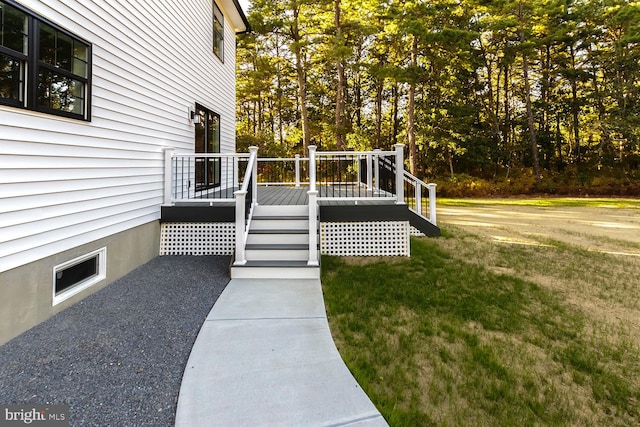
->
[321, 231, 640, 426]
[437, 197, 640, 209]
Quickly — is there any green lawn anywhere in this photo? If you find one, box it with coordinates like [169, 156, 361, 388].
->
[322, 231, 640, 426]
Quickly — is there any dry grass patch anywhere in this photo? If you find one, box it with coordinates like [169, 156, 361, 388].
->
[322, 229, 640, 426]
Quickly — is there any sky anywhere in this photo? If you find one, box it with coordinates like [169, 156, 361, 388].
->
[239, 0, 251, 14]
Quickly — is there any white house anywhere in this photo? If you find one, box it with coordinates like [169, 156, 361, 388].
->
[0, 0, 249, 344]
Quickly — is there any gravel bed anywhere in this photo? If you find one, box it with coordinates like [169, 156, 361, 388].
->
[0, 256, 231, 426]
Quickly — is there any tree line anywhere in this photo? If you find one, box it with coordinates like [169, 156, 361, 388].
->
[236, 0, 640, 186]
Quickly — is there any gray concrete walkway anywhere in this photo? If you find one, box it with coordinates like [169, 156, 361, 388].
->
[175, 278, 388, 427]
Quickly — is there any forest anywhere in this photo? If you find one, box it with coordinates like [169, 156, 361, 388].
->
[236, 0, 640, 195]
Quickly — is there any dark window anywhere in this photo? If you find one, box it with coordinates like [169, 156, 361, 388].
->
[212, 2, 223, 60]
[0, 1, 26, 105]
[0, 0, 91, 120]
[55, 255, 98, 295]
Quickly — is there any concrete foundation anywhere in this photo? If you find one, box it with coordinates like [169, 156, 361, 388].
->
[0, 221, 160, 345]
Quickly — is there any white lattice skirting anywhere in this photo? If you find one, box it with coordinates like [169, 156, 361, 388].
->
[410, 226, 425, 237]
[160, 223, 235, 255]
[321, 221, 410, 257]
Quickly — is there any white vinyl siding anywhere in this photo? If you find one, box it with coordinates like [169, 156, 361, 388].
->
[0, 0, 238, 272]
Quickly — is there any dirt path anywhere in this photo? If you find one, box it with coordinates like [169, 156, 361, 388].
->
[438, 203, 640, 256]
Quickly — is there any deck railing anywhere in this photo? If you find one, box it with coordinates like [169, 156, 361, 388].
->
[163, 147, 259, 264]
[163, 144, 435, 265]
[234, 147, 259, 265]
[374, 153, 437, 225]
[256, 156, 308, 186]
[163, 148, 250, 204]
[308, 144, 436, 226]
[308, 144, 405, 203]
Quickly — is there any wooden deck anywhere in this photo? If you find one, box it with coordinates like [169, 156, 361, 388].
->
[258, 186, 309, 205]
[164, 184, 439, 236]
[257, 185, 395, 206]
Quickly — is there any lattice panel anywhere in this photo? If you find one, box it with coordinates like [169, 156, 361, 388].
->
[410, 226, 425, 237]
[321, 221, 410, 257]
[160, 223, 235, 255]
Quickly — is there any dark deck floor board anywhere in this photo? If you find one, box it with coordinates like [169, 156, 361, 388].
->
[174, 185, 395, 207]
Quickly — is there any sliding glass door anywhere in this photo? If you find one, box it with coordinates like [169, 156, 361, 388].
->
[194, 104, 221, 190]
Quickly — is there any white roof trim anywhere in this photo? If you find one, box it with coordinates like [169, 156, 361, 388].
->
[218, 0, 249, 33]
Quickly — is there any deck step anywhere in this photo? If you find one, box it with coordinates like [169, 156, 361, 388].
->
[245, 249, 308, 261]
[245, 244, 308, 250]
[246, 231, 309, 245]
[253, 205, 307, 216]
[230, 264, 320, 279]
[249, 229, 307, 234]
[234, 204, 318, 278]
[250, 218, 308, 230]
[240, 260, 312, 267]
[252, 215, 307, 221]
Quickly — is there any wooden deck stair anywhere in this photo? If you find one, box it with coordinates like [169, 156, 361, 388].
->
[230, 205, 320, 279]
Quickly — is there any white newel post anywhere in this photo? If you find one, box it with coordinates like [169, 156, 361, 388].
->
[395, 143, 405, 204]
[234, 190, 247, 265]
[308, 190, 319, 266]
[295, 154, 301, 187]
[307, 145, 319, 266]
[162, 147, 174, 205]
[308, 145, 317, 192]
[249, 146, 258, 206]
[427, 183, 437, 225]
[366, 153, 373, 190]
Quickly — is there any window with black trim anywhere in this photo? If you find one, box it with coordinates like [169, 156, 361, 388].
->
[212, 1, 224, 60]
[0, 0, 91, 120]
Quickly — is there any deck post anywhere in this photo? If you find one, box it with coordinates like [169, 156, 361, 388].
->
[373, 149, 380, 191]
[295, 154, 301, 187]
[249, 146, 258, 205]
[366, 152, 373, 190]
[234, 156, 239, 188]
[308, 190, 319, 266]
[415, 180, 422, 217]
[308, 145, 317, 192]
[395, 143, 405, 204]
[162, 147, 174, 205]
[234, 190, 247, 265]
[427, 183, 437, 225]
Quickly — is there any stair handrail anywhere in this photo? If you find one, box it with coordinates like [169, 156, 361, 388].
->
[234, 146, 259, 265]
[376, 155, 437, 226]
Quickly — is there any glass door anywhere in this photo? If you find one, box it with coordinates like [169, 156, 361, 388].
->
[194, 104, 221, 190]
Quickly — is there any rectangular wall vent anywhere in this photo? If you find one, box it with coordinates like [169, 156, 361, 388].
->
[53, 248, 106, 305]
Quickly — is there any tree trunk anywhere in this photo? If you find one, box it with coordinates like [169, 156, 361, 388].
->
[522, 51, 542, 182]
[570, 44, 580, 165]
[503, 64, 511, 162]
[407, 35, 418, 175]
[334, 0, 347, 150]
[375, 77, 383, 148]
[275, 35, 284, 146]
[519, 1, 541, 181]
[392, 83, 399, 147]
[291, 7, 310, 152]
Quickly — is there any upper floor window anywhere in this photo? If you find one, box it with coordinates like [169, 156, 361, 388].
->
[0, 0, 91, 120]
[212, 2, 224, 60]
